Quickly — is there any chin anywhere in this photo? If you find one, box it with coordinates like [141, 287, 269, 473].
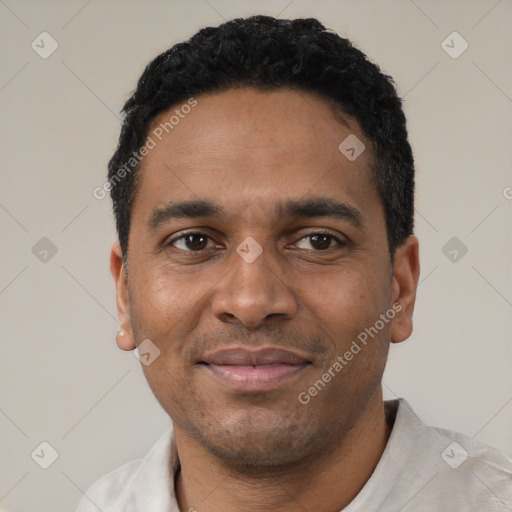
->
[184, 411, 334, 476]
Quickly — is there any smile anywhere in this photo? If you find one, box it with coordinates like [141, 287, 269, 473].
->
[198, 347, 312, 392]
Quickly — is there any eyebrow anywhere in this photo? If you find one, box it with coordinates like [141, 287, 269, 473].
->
[147, 197, 363, 232]
[147, 200, 224, 231]
[278, 198, 362, 227]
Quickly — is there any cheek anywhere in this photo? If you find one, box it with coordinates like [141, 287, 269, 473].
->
[306, 264, 388, 334]
[306, 267, 391, 392]
[129, 265, 202, 339]
[141, 359, 194, 422]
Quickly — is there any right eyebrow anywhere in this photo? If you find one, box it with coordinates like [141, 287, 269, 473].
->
[147, 199, 224, 232]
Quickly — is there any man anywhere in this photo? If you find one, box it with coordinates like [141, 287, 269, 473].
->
[77, 15, 512, 512]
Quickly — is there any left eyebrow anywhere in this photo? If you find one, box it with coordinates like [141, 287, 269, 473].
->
[146, 196, 363, 232]
[277, 197, 363, 228]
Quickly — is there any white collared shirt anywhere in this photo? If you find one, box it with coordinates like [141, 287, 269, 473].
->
[75, 399, 512, 511]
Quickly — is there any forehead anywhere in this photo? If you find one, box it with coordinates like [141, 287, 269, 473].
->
[132, 87, 381, 227]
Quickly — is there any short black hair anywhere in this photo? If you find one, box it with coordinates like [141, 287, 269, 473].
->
[108, 15, 414, 267]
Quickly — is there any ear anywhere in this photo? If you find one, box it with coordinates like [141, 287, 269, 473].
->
[389, 235, 420, 344]
[110, 242, 136, 350]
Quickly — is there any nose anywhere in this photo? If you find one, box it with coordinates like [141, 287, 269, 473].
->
[211, 241, 298, 329]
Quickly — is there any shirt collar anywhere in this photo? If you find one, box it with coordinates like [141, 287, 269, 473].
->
[134, 398, 422, 512]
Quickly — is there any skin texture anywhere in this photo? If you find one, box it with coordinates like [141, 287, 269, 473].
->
[110, 87, 420, 512]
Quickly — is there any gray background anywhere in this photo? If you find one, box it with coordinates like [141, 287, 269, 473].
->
[0, 0, 511, 510]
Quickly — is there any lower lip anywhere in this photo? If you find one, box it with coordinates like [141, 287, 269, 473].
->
[202, 363, 309, 392]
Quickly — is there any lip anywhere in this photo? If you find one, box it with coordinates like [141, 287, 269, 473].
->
[198, 347, 312, 392]
[202, 347, 311, 366]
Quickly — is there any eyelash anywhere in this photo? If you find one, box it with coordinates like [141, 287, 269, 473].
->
[167, 230, 346, 253]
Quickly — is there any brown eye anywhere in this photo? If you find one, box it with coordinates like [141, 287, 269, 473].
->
[169, 233, 214, 251]
[309, 234, 332, 250]
[294, 232, 345, 251]
[184, 234, 208, 250]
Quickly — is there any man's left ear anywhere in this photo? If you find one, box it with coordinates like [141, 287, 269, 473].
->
[389, 235, 420, 344]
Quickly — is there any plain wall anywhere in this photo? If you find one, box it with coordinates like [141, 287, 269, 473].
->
[1, 0, 511, 510]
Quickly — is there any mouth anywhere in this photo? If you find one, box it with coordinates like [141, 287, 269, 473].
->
[197, 347, 312, 392]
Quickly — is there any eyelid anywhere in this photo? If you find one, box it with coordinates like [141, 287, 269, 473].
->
[291, 229, 347, 248]
[296, 228, 345, 239]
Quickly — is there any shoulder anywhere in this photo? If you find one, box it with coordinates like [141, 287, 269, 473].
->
[75, 458, 144, 512]
[431, 424, 512, 506]
[395, 399, 512, 510]
[74, 426, 176, 512]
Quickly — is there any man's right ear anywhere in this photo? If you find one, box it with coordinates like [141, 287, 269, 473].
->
[110, 242, 136, 351]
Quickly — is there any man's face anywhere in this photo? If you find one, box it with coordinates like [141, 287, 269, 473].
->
[113, 87, 415, 470]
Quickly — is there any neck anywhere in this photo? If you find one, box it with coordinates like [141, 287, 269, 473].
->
[174, 392, 393, 512]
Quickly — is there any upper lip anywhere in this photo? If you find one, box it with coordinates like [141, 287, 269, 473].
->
[200, 347, 311, 366]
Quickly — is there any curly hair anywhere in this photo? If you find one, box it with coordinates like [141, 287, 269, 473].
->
[107, 15, 414, 266]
